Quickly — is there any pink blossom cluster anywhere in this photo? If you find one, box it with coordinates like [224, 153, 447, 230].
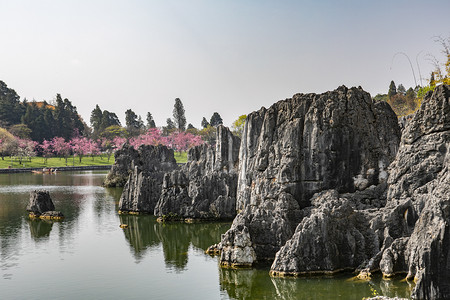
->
[128, 129, 204, 151]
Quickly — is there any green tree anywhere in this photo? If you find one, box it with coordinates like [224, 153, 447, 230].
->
[9, 124, 32, 139]
[162, 118, 176, 136]
[0, 80, 25, 127]
[125, 109, 142, 136]
[146, 112, 156, 128]
[53, 94, 85, 139]
[201, 117, 209, 129]
[397, 84, 406, 95]
[90, 104, 103, 134]
[231, 115, 246, 138]
[373, 94, 388, 102]
[173, 98, 186, 131]
[199, 125, 216, 144]
[405, 87, 416, 100]
[210, 112, 223, 127]
[101, 125, 127, 140]
[388, 80, 397, 99]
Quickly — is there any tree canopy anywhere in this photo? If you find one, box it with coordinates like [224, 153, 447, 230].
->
[173, 98, 186, 131]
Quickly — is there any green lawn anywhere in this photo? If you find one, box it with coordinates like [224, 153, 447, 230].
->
[174, 151, 187, 163]
[0, 155, 115, 169]
[0, 151, 188, 169]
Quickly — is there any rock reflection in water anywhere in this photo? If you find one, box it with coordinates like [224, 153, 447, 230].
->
[119, 215, 230, 270]
[27, 218, 53, 240]
[219, 268, 412, 299]
[119, 214, 160, 261]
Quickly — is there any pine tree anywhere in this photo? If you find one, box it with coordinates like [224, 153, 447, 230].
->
[146, 112, 156, 128]
[388, 80, 397, 99]
[201, 117, 209, 129]
[90, 104, 103, 135]
[173, 98, 186, 131]
[125, 109, 141, 136]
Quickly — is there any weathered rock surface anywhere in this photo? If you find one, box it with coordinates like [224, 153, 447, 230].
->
[27, 190, 55, 214]
[381, 85, 450, 299]
[218, 86, 401, 266]
[118, 145, 178, 214]
[104, 143, 139, 187]
[27, 190, 64, 219]
[270, 190, 379, 276]
[268, 85, 450, 299]
[154, 125, 240, 219]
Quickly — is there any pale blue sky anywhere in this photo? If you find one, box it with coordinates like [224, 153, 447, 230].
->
[0, 0, 449, 127]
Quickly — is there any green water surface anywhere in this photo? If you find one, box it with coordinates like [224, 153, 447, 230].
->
[0, 171, 412, 299]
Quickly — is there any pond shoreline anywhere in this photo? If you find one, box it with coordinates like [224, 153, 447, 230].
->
[0, 165, 112, 173]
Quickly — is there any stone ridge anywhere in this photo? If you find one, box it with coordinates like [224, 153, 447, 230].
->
[118, 144, 178, 214]
[218, 85, 401, 267]
[268, 85, 450, 299]
[154, 125, 240, 220]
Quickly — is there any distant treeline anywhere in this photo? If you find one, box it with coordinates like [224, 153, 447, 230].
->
[0, 81, 85, 142]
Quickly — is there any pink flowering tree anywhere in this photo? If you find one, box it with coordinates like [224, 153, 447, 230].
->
[167, 131, 204, 152]
[40, 139, 53, 164]
[51, 137, 72, 164]
[88, 139, 100, 160]
[130, 128, 167, 149]
[71, 137, 91, 163]
[16, 138, 38, 165]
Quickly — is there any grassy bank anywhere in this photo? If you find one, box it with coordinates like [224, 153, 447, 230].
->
[0, 151, 188, 169]
[0, 155, 115, 169]
[174, 151, 188, 163]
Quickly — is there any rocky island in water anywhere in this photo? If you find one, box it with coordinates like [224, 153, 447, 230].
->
[106, 84, 450, 300]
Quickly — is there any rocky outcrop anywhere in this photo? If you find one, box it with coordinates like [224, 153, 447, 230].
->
[218, 86, 401, 267]
[380, 84, 450, 299]
[27, 190, 64, 220]
[154, 125, 240, 220]
[104, 143, 139, 187]
[267, 85, 450, 299]
[118, 145, 178, 214]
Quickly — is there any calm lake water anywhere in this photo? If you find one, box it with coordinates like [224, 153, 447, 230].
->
[0, 171, 412, 299]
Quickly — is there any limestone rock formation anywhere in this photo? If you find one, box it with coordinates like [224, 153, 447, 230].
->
[118, 144, 178, 214]
[269, 190, 379, 276]
[154, 125, 240, 220]
[268, 85, 449, 299]
[27, 190, 64, 220]
[27, 190, 55, 214]
[104, 143, 139, 187]
[218, 86, 401, 266]
[379, 84, 450, 299]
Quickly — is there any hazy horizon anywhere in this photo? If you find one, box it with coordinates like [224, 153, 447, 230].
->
[1, 0, 449, 128]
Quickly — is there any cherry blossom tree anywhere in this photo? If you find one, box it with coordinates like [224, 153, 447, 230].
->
[167, 131, 203, 152]
[40, 139, 53, 164]
[71, 137, 91, 163]
[51, 137, 72, 164]
[16, 139, 37, 165]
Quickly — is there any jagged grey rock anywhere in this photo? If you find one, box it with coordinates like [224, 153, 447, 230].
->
[154, 125, 240, 219]
[218, 86, 401, 266]
[104, 143, 139, 187]
[118, 144, 178, 213]
[270, 190, 379, 276]
[27, 190, 55, 214]
[383, 85, 450, 299]
[268, 85, 450, 299]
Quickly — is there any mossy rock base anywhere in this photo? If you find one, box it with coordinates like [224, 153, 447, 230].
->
[29, 211, 64, 221]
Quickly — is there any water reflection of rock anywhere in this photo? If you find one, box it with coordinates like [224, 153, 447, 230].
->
[219, 268, 412, 300]
[119, 215, 229, 270]
[119, 215, 160, 261]
[27, 218, 53, 240]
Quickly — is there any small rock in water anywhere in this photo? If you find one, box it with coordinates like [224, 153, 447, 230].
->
[26, 190, 64, 220]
